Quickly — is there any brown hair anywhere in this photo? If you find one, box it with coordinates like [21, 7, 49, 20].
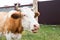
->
[4, 11, 23, 34]
[34, 12, 40, 18]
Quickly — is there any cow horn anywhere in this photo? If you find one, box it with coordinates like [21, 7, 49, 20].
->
[14, 3, 20, 11]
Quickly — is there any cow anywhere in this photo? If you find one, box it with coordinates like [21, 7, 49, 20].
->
[0, 7, 40, 40]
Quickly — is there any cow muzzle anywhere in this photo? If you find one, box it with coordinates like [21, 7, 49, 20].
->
[11, 14, 21, 19]
[32, 24, 39, 33]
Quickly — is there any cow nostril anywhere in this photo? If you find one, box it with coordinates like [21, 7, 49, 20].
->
[34, 25, 37, 27]
[34, 25, 39, 29]
[11, 14, 20, 19]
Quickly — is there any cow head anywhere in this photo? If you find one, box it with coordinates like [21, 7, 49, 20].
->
[21, 7, 40, 33]
[6, 7, 39, 33]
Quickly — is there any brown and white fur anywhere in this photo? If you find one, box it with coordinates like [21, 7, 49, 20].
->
[0, 7, 40, 40]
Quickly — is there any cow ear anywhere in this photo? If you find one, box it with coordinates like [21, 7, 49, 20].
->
[34, 12, 40, 18]
[31, 8, 33, 11]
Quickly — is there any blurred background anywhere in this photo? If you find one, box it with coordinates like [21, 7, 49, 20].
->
[0, 0, 60, 25]
[38, 0, 60, 25]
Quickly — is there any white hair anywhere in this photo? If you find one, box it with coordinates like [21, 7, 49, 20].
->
[20, 7, 39, 31]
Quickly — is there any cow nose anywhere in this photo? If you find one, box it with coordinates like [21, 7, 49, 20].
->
[34, 25, 39, 29]
[34, 25, 37, 27]
[32, 24, 39, 33]
[11, 14, 20, 19]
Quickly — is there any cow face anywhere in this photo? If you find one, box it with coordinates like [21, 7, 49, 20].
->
[21, 7, 39, 33]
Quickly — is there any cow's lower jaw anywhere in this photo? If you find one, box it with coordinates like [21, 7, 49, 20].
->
[32, 28, 39, 33]
[32, 30, 38, 33]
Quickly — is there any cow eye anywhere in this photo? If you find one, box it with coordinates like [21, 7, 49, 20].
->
[23, 14, 28, 17]
[23, 15, 26, 16]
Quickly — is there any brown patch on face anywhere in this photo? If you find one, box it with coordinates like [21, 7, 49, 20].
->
[3, 11, 23, 34]
[11, 14, 20, 19]
[34, 12, 40, 18]
[11, 11, 23, 19]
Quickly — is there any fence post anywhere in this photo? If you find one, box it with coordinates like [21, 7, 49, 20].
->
[33, 0, 39, 22]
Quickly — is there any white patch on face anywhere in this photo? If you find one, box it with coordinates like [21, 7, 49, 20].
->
[20, 7, 39, 31]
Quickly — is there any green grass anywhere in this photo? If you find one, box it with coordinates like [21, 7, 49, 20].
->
[1, 24, 60, 40]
